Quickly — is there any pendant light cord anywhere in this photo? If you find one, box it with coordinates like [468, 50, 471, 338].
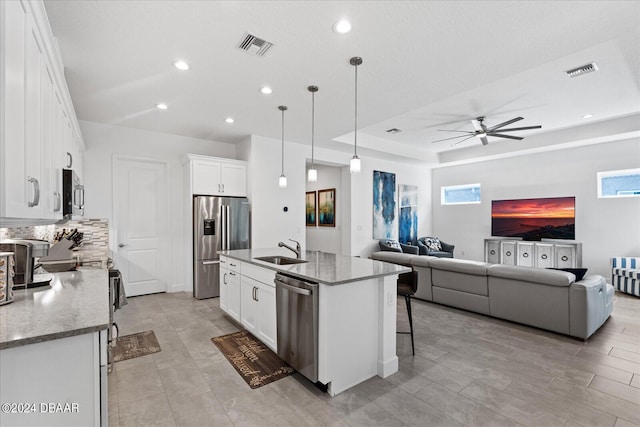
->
[354, 62, 358, 156]
[281, 107, 285, 175]
[311, 90, 315, 168]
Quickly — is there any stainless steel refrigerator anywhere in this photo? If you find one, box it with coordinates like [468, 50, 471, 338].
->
[193, 195, 250, 299]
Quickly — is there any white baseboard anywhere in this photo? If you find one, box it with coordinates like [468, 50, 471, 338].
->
[167, 283, 186, 293]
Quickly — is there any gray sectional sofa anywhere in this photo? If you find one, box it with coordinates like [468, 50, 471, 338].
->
[371, 252, 614, 340]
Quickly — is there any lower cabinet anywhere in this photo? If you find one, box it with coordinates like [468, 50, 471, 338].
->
[219, 258, 277, 352]
[240, 275, 277, 352]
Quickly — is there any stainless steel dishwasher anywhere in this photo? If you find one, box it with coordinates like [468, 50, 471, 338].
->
[274, 272, 319, 383]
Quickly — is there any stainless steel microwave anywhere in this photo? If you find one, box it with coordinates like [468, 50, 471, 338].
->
[62, 168, 84, 218]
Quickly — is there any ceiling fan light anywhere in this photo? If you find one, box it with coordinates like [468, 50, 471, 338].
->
[476, 132, 487, 138]
[350, 155, 361, 174]
[307, 168, 318, 182]
[279, 174, 287, 188]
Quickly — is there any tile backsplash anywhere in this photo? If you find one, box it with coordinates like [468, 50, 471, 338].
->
[1, 219, 110, 268]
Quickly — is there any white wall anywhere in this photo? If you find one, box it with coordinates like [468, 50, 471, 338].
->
[432, 138, 640, 278]
[246, 135, 306, 251]
[80, 120, 237, 291]
[348, 157, 432, 258]
[306, 164, 343, 254]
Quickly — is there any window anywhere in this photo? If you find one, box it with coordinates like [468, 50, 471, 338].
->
[441, 183, 481, 205]
[597, 168, 640, 198]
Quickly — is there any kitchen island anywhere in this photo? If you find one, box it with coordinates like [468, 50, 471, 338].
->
[220, 248, 411, 396]
[0, 270, 109, 426]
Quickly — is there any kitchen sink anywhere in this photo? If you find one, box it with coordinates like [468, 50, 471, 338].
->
[254, 256, 308, 265]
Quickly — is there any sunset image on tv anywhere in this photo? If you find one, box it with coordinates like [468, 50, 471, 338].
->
[491, 197, 575, 240]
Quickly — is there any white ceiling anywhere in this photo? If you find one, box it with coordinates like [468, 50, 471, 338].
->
[44, 0, 640, 165]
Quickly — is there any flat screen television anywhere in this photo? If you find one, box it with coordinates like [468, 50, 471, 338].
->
[491, 196, 575, 241]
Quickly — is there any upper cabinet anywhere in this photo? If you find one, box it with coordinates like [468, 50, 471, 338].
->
[1, 0, 85, 225]
[185, 154, 247, 197]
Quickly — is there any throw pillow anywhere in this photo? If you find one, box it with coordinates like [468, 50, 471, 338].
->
[547, 267, 588, 281]
[379, 240, 402, 253]
[424, 237, 442, 251]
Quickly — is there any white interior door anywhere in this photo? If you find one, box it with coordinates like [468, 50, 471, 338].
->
[114, 157, 169, 296]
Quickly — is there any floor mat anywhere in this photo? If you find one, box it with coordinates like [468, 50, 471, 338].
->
[211, 330, 294, 389]
[113, 330, 161, 362]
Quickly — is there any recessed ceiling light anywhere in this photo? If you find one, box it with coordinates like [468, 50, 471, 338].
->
[582, 114, 594, 119]
[174, 60, 190, 71]
[260, 86, 273, 95]
[333, 19, 352, 34]
[225, 117, 235, 124]
[156, 103, 168, 110]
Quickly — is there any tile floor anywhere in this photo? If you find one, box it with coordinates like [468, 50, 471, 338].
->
[108, 291, 640, 426]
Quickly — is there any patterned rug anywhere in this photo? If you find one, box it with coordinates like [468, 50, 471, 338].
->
[113, 330, 161, 362]
[211, 330, 294, 389]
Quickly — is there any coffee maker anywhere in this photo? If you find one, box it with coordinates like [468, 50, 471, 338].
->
[0, 239, 51, 288]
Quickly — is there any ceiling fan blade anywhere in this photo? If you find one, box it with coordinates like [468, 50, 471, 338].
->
[492, 125, 542, 132]
[480, 136, 489, 146]
[489, 133, 524, 140]
[432, 134, 474, 143]
[451, 135, 476, 146]
[487, 117, 523, 132]
[436, 129, 474, 134]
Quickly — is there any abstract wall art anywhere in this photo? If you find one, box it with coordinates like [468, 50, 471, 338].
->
[398, 184, 418, 244]
[305, 191, 316, 226]
[373, 170, 397, 239]
[318, 188, 336, 227]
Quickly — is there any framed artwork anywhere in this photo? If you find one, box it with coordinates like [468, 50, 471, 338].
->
[398, 184, 418, 244]
[373, 170, 397, 239]
[317, 188, 336, 227]
[305, 191, 316, 226]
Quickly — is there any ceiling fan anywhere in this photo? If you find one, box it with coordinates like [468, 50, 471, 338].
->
[432, 116, 542, 146]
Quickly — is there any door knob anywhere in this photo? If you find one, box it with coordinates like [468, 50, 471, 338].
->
[118, 243, 127, 248]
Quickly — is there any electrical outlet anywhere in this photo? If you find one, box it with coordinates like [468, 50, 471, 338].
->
[461, 250, 465, 256]
[388, 292, 394, 306]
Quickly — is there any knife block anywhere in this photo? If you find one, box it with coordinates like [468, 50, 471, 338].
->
[39, 239, 74, 262]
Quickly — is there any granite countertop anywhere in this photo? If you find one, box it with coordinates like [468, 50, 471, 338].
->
[221, 248, 411, 285]
[0, 269, 109, 350]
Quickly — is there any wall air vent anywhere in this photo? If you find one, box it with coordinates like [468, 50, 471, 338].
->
[565, 62, 598, 78]
[237, 33, 273, 57]
[386, 128, 402, 134]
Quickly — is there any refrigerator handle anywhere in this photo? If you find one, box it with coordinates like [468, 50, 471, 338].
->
[226, 205, 231, 250]
[220, 204, 226, 250]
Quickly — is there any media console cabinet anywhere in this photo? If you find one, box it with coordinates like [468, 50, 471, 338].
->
[484, 238, 582, 268]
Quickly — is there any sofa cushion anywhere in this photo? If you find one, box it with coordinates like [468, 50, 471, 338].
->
[488, 264, 575, 287]
[370, 251, 415, 267]
[410, 256, 436, 268]
[429, 257, 491, 275]
[548, 267, 588, 281]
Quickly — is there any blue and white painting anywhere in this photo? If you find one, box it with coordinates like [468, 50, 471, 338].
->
[398, 184, 418, 245]
[373, 170, 397, 239]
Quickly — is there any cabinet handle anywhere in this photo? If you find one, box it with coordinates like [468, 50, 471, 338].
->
[541, 254, 548, 260]
[490, 250, 496, 255]
[561, 255, 569, 261]
[523, 253, 529, 258]
[223, 273, 227, 285]
[505, 251, 512, 257]
[218, 184, 221, 193]
[229, 272, 236, 276]
[66, 152, 73, 168]
[221, 184, 225, 193]
[27, 177, 40, 207]
[74, 185, 85, 209]
[53, 191, 61, 212]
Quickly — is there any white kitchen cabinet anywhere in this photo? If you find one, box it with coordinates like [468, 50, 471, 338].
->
[0, 0, 84, 225]
[485, 239, 582, 268]
[240, 275, 277, 351]
[184, 154, 247, 197]
[219, 256, 241, 322]
[0, 331, 107, 426]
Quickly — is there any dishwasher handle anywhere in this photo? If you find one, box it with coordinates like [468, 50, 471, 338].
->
[275, 279, 312, 296]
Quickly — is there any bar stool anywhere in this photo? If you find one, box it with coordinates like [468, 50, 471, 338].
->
[397, 270, 417, 355]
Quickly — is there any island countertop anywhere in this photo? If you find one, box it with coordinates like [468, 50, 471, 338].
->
[0, 269, 109, 350]
[221, 248, 411, 285]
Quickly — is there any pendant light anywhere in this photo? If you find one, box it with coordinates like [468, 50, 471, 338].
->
[308, 85, 319, 182]
[278, 105, 288, 188]
[350, 57, 362, 174]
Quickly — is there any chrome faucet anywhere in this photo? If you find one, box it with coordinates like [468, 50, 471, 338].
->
[278, 239, 301, 259]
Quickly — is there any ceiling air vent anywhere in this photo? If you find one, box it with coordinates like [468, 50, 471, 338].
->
[237, 33, 273, 57]
[386, 128, 402, 134]
[565, 62, 598, 78]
